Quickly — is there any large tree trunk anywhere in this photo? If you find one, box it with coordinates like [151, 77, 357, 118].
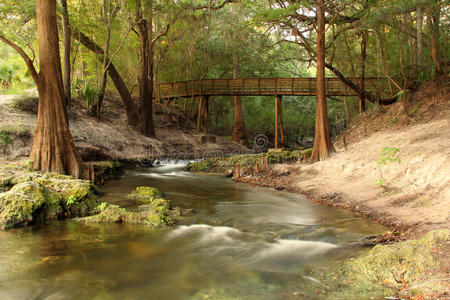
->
[60, 0, 71, 106]
[310, 0, 335, 162]
[30, 0, 83, 178]
[135, 1, 156, 137]
[73, 31, 140, 127]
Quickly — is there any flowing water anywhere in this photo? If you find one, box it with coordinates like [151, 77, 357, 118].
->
[0, 162, 388, 299]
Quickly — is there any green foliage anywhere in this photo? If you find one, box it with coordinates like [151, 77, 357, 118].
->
[378, 147, 401, 165]
[0, 131, 12, 147]
[0, 44, 35, 92]
[96, 202, 108, 212]
[72, 79, 99, 110]
[376, 147, 401, 187]
[0, 64, 13, 88]
[82, 82, 99, 110]
[66, 195, 78, 206]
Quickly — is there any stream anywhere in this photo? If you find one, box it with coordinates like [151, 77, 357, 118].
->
[0, 162, 388, 299]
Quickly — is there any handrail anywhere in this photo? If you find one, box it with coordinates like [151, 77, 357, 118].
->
[155, 77, 393, 99]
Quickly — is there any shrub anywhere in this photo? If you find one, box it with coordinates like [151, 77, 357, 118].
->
[10, 96, 39, 114]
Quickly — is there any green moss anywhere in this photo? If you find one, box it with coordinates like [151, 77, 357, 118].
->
[0, 181, 60, 229]
[78, 185, 177, 228]
[129, 186, 163, 205]
[0, 176, 101, 230]
[327, 230, 450, 298]
[77, 203, 172, 228]
[184, 149, 311, 173]
[33, 176, 99, 203]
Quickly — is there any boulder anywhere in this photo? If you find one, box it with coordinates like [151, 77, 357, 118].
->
[129, 186, 164, 205]
[0, 176, 100, 230]
[77, 201, 177, 228]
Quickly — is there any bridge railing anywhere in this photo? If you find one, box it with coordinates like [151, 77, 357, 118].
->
[157, 77, 389, 99]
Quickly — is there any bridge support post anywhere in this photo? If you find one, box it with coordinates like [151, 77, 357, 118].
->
[275, 95, 284, 149]
[196, 97, 203, 133]
[203, 96, 209, 135]
[196, 95, 209, 135]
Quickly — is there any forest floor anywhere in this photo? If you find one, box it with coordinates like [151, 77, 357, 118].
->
[0, 89, 247, 165]
[235, 83, 449, 238]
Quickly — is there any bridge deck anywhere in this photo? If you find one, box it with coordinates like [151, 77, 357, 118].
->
[156, 77, 383, 99]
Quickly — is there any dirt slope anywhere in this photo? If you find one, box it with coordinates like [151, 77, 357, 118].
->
[0, 90, 246, 162]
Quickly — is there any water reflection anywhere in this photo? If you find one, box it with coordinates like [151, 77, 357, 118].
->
[0, 163, 388, 299]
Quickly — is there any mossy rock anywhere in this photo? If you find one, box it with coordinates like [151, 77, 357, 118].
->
[129, 186, 163, 205]
[36, 174, 100, 197]
[328, 230, 450, 298]
[0, 176, 101, 230]
[184, 150, 308, 173]
[77, 202, 174, 228]
[0, 176, 15, 192]
[0, 181, 60, 229]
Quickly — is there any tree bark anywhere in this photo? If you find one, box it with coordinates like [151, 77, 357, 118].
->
[427, 2, 443, 75]
[60, 0, 71, 106]
[30, 0, 83, 178]
[359, 31, 367, 113]
[310, 0, 335, 162]
[73, 30, 140, 127]
[135, 0, 156, 137]
[416, 5, 423, 68]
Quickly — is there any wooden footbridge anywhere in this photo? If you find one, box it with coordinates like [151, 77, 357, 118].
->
[156, 77, 381, 99]
[155, 77, 387, 148]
